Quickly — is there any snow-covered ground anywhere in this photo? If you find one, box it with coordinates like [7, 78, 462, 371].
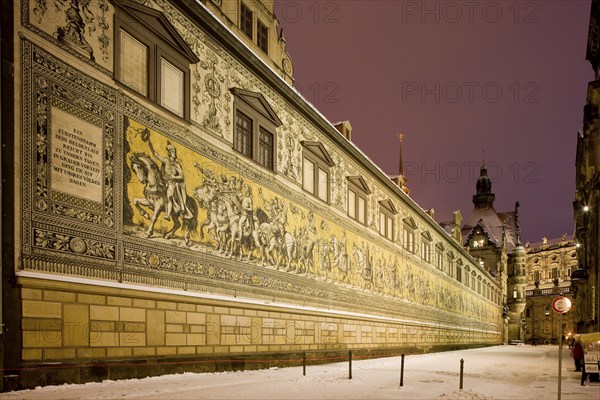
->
[1, 345, 598, 399]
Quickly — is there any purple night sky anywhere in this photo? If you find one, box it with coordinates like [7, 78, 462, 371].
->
[275, 0, 593, 244]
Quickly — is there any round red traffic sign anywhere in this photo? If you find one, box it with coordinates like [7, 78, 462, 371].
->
[551, 296, 572, 314]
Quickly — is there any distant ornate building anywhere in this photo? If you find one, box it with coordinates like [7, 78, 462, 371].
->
[524, 236, 578, 344]
[441, 164, 526, 343]
[1, 0, 502, 390]
[572, 0, 600, 335]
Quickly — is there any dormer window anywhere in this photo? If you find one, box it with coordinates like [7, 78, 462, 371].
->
[456, 259, 463, 282]
[421, 231, 433, 263]
[402, 216, 417, 250]
[347, 176, 370, 225]
[379, 200, 398, 241]
[447, 251, 455, 278]
[436, 243, 444, 270]
[302, 142, 334, 202]
[472, 238, 486, 248]
[231, 88, 282, 171]
[113, 0, 199, 120]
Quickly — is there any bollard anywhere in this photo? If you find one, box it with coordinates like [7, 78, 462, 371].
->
[349, 350, 353, 380]
[459, 358, 464, 390]
[400, 353, 405, 387]
[303, 351, 306, 376]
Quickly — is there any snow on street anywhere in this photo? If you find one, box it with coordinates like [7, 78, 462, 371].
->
[1, 345, 597, 399]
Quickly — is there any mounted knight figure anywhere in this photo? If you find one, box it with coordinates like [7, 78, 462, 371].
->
[130, 129, 197, 245]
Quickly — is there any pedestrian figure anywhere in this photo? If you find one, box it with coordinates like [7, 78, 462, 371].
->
[572, 341, 584, 372]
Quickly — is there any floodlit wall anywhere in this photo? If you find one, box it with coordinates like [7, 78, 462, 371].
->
[4, 0, 502, 388]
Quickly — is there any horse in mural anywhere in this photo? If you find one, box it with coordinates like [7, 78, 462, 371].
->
[330, 234, 351, 282]
[193, 183, 267, 263]
[129, 153, 198, 245]
[192, 183, 233, 253]
[257, 219, 296, 270]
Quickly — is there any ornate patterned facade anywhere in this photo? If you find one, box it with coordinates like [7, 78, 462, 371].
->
[1, 0, 502, 390]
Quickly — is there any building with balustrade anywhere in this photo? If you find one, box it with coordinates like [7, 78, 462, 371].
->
[523, 236, 578, 344]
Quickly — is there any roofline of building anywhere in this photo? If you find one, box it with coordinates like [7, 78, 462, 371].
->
[175, 0, 496, 284]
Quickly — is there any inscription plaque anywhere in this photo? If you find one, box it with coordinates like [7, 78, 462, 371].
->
[50, 108, 103, 202]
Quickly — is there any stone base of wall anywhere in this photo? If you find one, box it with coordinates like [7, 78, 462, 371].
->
[18, 344, 487, 389]
[12, 274, 499, 389]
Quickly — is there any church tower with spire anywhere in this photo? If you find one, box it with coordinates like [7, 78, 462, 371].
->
[473, 164, 496, 209]
[440, 162, 525, 343]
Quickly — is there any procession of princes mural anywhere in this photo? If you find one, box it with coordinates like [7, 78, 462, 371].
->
[123, 119, 492, 323]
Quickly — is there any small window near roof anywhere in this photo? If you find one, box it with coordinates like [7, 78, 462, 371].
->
[240, 2, 253, 39]
[257, 19, 269, 53]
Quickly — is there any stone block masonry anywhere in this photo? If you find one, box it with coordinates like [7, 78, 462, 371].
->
[15, 276, 498, 388]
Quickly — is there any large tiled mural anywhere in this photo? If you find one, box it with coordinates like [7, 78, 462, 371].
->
[18, 0, 500, 332]
[122, 119, 497, 324]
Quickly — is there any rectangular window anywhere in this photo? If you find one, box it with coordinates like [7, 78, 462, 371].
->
[403, 228, 414, 253]
[231, 89, 280, 171]
[257, 20, 268, 53]
[422, 241, 431, 263]
[302, 142, 333, 203]
[533, 270, 541, 282]
[120, 30, 148, 96]
[456, 266, 462, 282]
[318, 168, 328, 201]
[258, 127, 273, 170]
[379, 212, 393, 240]
[160, 58, 184, 117]
[235, 111, 253, 157]
[348, 190, 356, 219]
[115, 7, 196, 122]
[347, 179, 368, 225]
[303, 158, 315, 194]
[464, 272, 470, 287]
[241, 2, 253, 39]
[437, 251, 443, 270]
[357, 197, 366, 224]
